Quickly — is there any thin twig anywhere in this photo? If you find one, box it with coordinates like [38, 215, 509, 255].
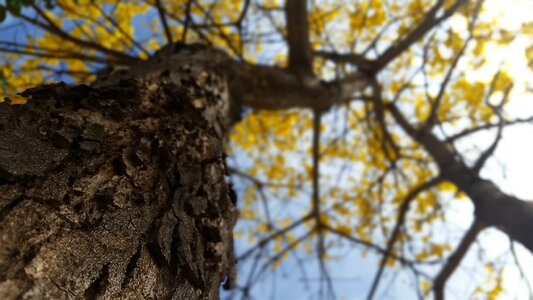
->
[155, 0, 173, 44]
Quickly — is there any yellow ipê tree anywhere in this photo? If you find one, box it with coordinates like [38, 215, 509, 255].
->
[1, 0, 533, 299]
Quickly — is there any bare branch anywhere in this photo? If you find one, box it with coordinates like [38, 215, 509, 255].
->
[191, 0, 242, 55]
[155, 0, 173, 44]
[18, 4, 140, 65]
[446, 116, 533, 142]
[375, 0, 468, 71]
[386, 101, 533, 253]
[472, 83, 512, 174]
[424, 0, 482, 128]
[314, 50, 374, 71]
[181, 0, 193, 42]
[312, 111, 322, 223]
[285, 0, 313, 76]
[237, 213, 313, 261]
[367, 177, 443, 300]
[432, 219, 486, 300]
[0, 45, 111, 64]
[510, 240, 533, 298]
[249, 231, 312, 287]
[369, 79, 400, 164]
[228, 167, 302, 189]
[230, 61, 368, 110]
[92, 5, 150, 56]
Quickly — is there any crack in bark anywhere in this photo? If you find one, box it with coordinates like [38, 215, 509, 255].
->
[0, 195, 25, 225]
[121, 242, 142, 288]
[83, 264, 110, 300]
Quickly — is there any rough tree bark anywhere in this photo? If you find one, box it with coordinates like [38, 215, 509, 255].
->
[2, 39, 533, 299]
[0, 45, 239, 299]
[0, 39, 367, 300]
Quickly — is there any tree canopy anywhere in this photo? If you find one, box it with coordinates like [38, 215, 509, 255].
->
[1, 0, 533, 299]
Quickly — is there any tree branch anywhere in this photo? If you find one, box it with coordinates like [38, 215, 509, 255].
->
[285, 0, 313, 76]
[472, 83, 512, 174]
[375, 0, 468, 71]
[181, 0, 193, 42]
[155, 0, 173, 44]
[237, 213, 313, 261]
[446, 115, 533, 143]
[386, 102, 533, 253]
[314, 50, 374, 71]
[425, 0, 483, 129]
[366, 177, 443, 300]
[0, 45, 111, 64]
[19, 4, 140, 65]
[432, 219, 486, 300]
[230, 60, 369, 110]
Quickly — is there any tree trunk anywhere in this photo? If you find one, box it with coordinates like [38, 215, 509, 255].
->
[0, 45, 238, 299]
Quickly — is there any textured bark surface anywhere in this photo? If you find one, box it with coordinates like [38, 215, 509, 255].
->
[0, 46, 238, 299]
